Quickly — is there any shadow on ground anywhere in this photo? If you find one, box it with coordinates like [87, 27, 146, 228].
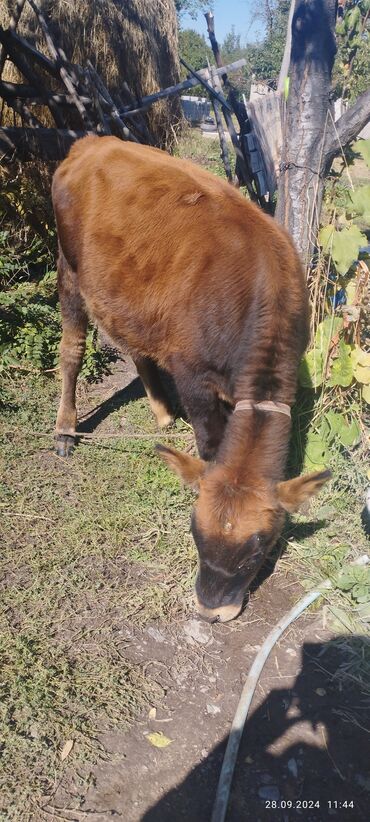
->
[247, 516, 327, 601]
[142, 635, 370, 822]
[77, 366, 182, 435]
[78, 376, 146, 433]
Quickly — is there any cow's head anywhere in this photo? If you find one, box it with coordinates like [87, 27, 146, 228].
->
[156, 445, 331, 623]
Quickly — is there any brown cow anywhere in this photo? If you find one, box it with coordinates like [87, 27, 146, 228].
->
[52, 135, 330, 623]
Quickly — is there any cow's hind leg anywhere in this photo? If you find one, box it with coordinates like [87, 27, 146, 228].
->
[134, 356, 174, 429]
[55, 252, 87, 457]
[172, 367, 231, 461]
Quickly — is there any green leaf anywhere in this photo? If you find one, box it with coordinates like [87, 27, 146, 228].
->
[362, 383, 370, 404]
[324, 410, 361, 447]
[346, 6, 361, 33]
[347, 185, 370, 222]
[345, 278, 357, 305]
[331, 225, 367, 274]
[299, 318, 344, 390]
[352, 583, 370, 603]
[338, 418, 361, 447]
[336, 573, 355, 591]
[319, 416, 331, 442]
[304, 432, 330, 471]
[328, 339, 353, 387]
[353, 138, 370, 168]
[318, 224, 335, 251]
[355, 364, 370, 384]
[315, 317, 343, 355]
[324, 411, 347, 441]
[351, 346, 370, 384]
[298, 349, 323, 388]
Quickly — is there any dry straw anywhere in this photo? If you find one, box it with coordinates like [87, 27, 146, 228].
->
[0, 0, 181, 147]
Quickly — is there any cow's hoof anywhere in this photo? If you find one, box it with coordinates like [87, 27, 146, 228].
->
[55, 434, 75, 457]
[158, 413, 175, 429]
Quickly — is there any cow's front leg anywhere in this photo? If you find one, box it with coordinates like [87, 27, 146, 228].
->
[55, 254, 87, 457]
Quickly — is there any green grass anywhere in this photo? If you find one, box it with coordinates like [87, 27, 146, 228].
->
[0, 374, 196, 818]
[281, 445, 369, 635]
[174, 124, 228, 179]
[1, 128, 369, 819]
[1, 368, 369, 817]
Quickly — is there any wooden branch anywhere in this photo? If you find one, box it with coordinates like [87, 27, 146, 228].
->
[0, 27, 58, 77]
[120, 60, 246, 115]
[204, 16, 259, 202]
[0, 81, 91, 108]
[26, 0, 94, 130]
[121, 78, 199, 115]
[324, 87, 370, 168]
[0, 0, 27, 77]
[86, 61, 139, 143]
[0, 27, 66, 127]
[2, 94, 42, 127]
[9, 0, 27, 30]
[204, 13, 245, 110]
[121, 81, 153, 144]
[209, 65, 233, 183]
[179, 57, 233, 111]
[85, 67, 110, 135]
[205, 12, 227, 80]
[0, 126, 84, 161]
[0, 80, 38, 97]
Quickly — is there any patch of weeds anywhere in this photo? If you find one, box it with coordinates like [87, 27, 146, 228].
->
[0, 374, 196, 816]
[281, 447, 369, 634]
[0, 269, 112, 381]
[0, 629, 157, 819]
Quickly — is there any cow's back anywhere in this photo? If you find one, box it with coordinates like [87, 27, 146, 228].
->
[52, 135, 307, 367]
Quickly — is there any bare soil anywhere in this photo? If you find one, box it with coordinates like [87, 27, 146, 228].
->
[39, 359, 369, 822]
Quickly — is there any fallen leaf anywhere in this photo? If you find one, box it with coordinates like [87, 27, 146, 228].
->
[146, 732, 172, 748]
[148, 707, 157, 720]
[60, 739, 74, 761]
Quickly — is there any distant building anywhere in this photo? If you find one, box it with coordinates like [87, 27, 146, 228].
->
[181, 96, 211, 124]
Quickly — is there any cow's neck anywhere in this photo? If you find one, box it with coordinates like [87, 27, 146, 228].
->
[216, 409, 291, 486]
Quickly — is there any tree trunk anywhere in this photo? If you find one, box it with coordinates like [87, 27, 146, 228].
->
[275, 0, 337, 266]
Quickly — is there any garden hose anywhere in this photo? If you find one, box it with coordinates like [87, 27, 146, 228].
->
[211, 582, 332, 822]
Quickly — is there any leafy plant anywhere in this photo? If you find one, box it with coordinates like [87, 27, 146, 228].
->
[0, 269, 113, 382]
[298, 140, 370, 469]
[335, 565, 370, 605]
[334, 0, 370, 103]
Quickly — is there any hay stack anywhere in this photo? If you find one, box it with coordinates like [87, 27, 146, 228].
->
[0, 0, 181, 147]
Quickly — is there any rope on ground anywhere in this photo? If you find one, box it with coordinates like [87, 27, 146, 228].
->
[1, 428, 193, 441]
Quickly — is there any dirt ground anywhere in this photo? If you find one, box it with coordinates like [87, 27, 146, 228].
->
[36, 359, 369, 822]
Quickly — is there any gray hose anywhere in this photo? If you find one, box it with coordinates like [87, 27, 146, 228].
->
[211, 586, 329, 822]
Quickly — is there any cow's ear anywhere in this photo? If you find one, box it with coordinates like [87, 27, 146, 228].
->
[277, 470, 332, 513]
[155, 445, 206, 490]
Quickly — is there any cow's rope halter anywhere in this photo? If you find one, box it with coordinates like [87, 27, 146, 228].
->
[233, 400, 291, 418]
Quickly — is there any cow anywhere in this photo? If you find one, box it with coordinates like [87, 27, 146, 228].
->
[52, 135, 331, 623]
